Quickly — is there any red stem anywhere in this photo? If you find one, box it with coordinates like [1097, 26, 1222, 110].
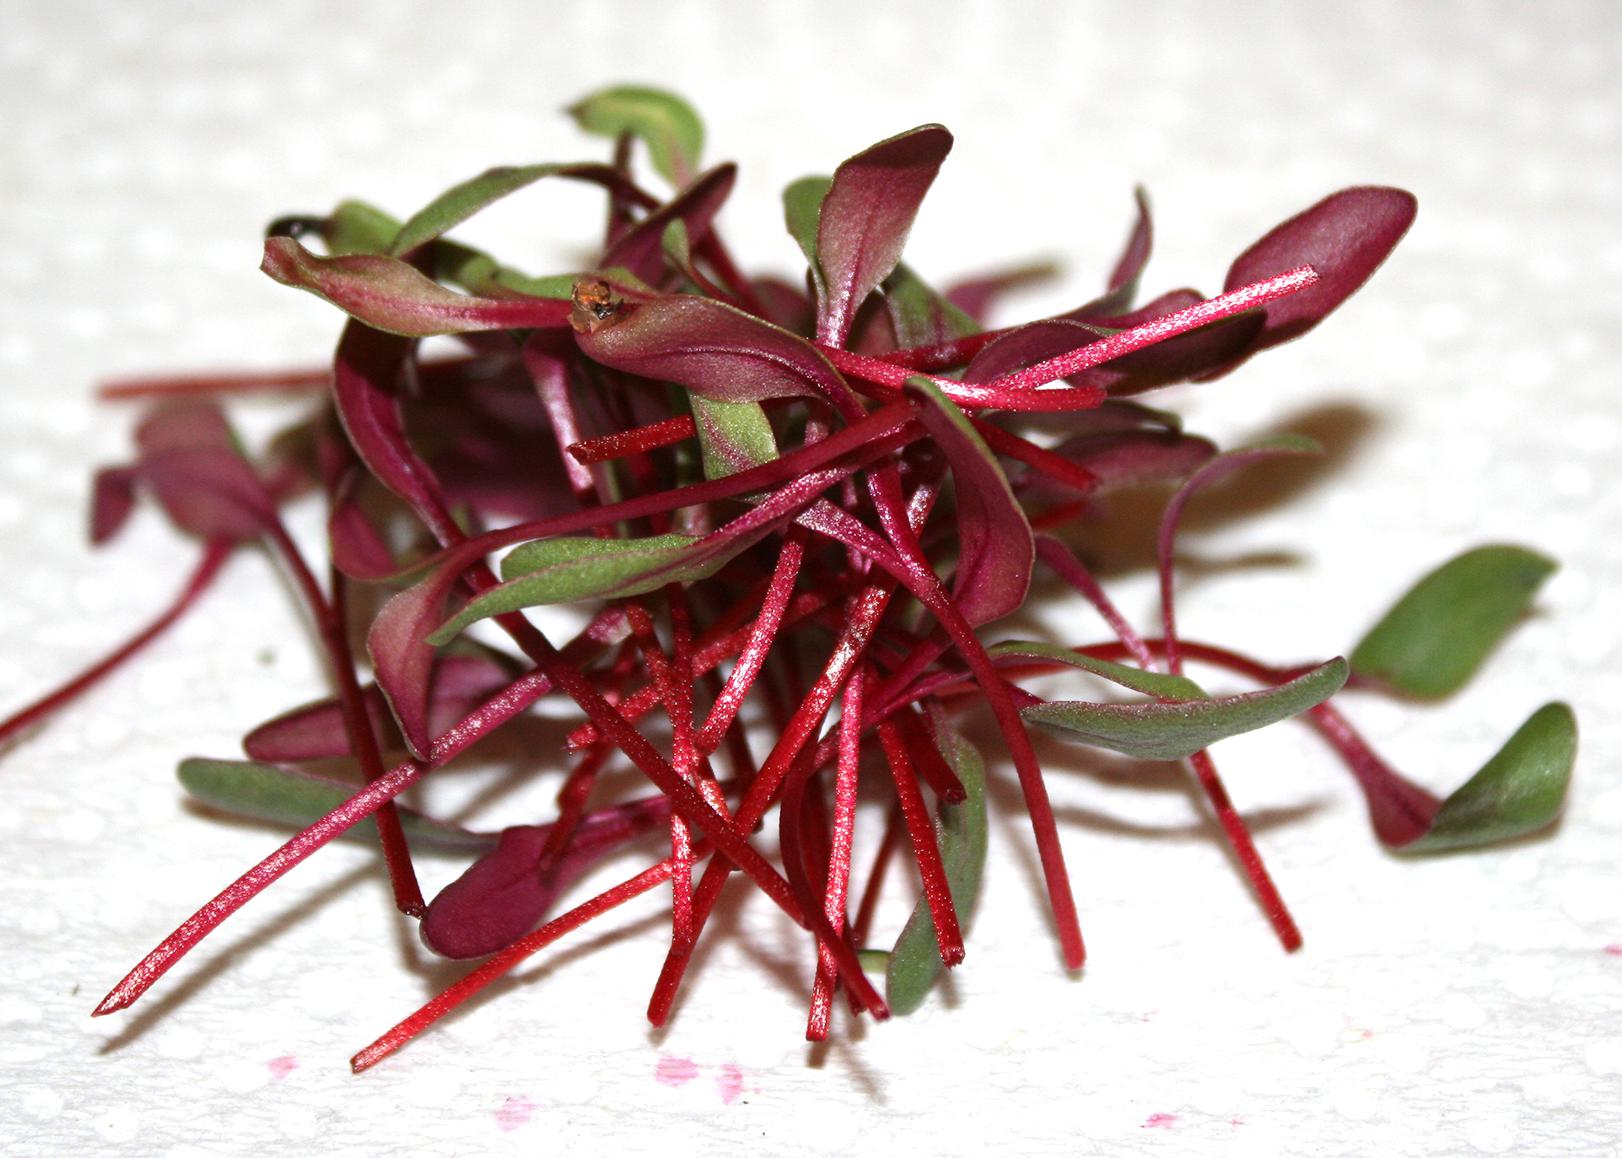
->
[263, 521, 423, 917]
[93, 669, 559, 1016]
[807, 669, 865, 1040]
[877, 720, 964, 967]
[567, 415, 698, 466]
[1, 540, 233, 750]
[352, 858, 676, 1072]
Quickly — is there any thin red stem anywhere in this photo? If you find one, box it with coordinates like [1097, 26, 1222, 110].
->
[567, 415, 698, 465]
[1, 540, 232, 750]
[352, 858, 676, 1072]
[807, 669, 865, 1040]
[877, 720, 964, 967]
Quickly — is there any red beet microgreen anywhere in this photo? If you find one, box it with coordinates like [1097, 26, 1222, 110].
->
[3, 85, 1573, 1071]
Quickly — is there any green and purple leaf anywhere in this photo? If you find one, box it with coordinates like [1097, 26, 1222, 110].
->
[989, 641, 1206, 700]
[886, 718, 988, 1015]
[905, 376, 1033, 625]
[1021, 658, 1348, 761]
[178, 758, 492, 854]
[262, 237, 572, 337]
[575, 294, 857, 408]
[816, 125, 953, 344]
[690, 395, 779, 480]
[601, 163, 737, 283]
[387, 162, 632, 257]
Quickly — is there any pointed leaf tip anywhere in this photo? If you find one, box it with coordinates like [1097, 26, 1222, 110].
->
[1022, 658, 1348, 761]
[1399, 703, 1575, 854]
[177, 757, 491, 853]
[1351, 545, 1557, 699]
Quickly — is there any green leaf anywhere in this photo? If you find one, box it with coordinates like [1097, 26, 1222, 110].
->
[1351, 545, 1557, 699]
[988, 640, 1207, 700]
[690, 395, 779, 480]
[883, 263, 980, 349]
[178, 758, 492, 853]
[325, 200, 402, 256]
[567, 85, 704, 186]
[661, 219, 694, 274]
[1021, 658, 1348, 761]
[783, 175, 832, 268]
[1399, 703, 1576, 854]
[429, 526, 774, 643]
[887, 720, 988, 1015]
[389, 163, 616, 257]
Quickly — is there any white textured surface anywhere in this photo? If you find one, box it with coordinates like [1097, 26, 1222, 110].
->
[2, 2, 1619, 1154]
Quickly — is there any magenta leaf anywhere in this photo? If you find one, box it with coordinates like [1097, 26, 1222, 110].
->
[601, 163, 736, 283]
[331, 323, 451, 526]
[1046, 429, 1217, 493]
[1107, 186, 1153, 296]
[89, 466, 138, 545]
[243, 686, 394, 763]
[1222, 186, 1417, 352]
[327, 485, 400, 580]
[943, 262, 1060, 323]
[1069, 186, 1154, 319]
[575, 294, 857, 408]
[904, 376, 1033, 626]
[367, 564, 467, 760]
[964, 307, 1263, 397]
[243, 654, 513, 762]
[130, 404, 278, 541]
[816, 124, 953, 344]
[262, 237, 572, 337]
[421, 791, 673, 959]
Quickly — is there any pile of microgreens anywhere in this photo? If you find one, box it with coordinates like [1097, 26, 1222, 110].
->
[0, 86, 1575, 1072]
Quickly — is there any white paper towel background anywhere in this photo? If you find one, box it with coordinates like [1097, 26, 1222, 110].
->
[1, 2, 1619, 1154]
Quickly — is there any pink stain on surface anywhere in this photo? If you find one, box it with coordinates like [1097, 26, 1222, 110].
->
[1142, 1113, 1178, 1130]
[656, 1055, 700, 1087]
[716, 1063, 744, 1105]
[266, 1055, 298, 1082]
[495, 1096, 536, 1132]
[1603, 944, 1622, 957]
